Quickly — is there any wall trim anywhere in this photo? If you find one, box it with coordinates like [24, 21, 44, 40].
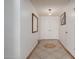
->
[26, 41, 39, 59]
[58, 40, 75, 59]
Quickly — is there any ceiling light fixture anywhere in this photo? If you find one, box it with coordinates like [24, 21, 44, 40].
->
[48, 9, 52, 15]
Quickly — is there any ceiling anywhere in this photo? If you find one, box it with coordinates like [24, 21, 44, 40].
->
[31, 0, 74, 16]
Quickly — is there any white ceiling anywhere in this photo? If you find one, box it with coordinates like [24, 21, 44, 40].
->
[31, 0, 74, 16]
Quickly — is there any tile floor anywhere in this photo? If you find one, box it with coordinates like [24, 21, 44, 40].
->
[28, 39, 74, 59]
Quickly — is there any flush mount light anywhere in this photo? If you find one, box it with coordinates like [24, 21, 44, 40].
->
[48, 9, 52, 15]
[49, 12, 52, 15]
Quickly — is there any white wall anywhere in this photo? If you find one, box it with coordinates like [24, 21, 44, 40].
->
[4, 0, 20, 59]
[39, 16, 59, 39]
[59, 1, 75, 56]
[20, 0, 39, 59]
[5, 0, 39, 59]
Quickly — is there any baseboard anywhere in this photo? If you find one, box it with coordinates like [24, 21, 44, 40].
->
[38, 39, 59, 40]
[58, 40, 75, 59]
[26, 41, 39, 59]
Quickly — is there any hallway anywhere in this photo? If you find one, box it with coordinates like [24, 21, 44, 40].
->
[4, 0, 75, 59]
[27, 40, 74, 59]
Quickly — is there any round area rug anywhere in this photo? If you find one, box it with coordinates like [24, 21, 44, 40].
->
[44, 43, 56, 48]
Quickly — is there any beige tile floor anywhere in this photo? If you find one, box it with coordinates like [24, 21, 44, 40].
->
[28, 39, 74, 59]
